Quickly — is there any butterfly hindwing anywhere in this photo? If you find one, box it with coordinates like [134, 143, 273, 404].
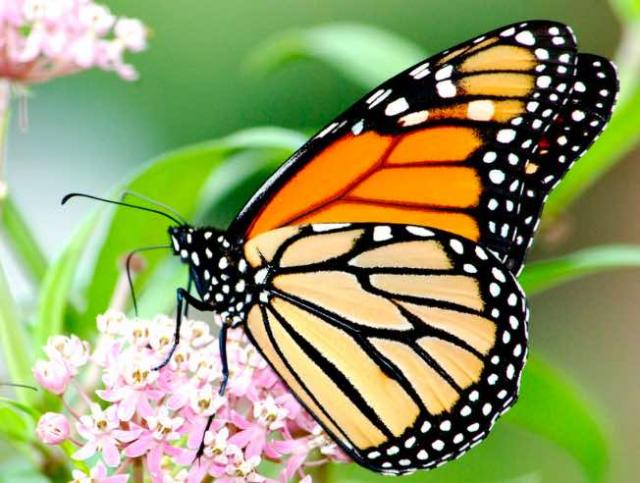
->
[231, 21, 581, 269]
[505, 53, 619, 273]
[242, 223, 528, 474]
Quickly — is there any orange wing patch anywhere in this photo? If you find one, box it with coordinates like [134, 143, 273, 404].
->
[461, 73, 534, 97]
[295, 201, 480, 240]
[387, 127, 481, 164]
[247, 127, 485, 240]
[350, 166, 480, 207]
[460, 45, 536, 73]
[248, 132, 394, 236]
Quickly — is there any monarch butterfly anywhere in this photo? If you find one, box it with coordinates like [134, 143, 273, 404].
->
[64, 20, 618, 475]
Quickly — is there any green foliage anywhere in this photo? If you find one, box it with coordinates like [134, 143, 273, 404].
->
[520, 244, 640, 295]
[0, 265, 34, 405]
[610, 0, 640, 19]
[34, 213, 99, 347]
[0, 406, 31, 443]
[248, 23, 426, 89]
[1, 197, 48, 286]
[504, 357, 609, 483]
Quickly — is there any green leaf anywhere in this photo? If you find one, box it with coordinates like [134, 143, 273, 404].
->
[0, 458, 52, 483]
[543, 83, 640, 221]
[0, 264, 34, 405]
[33, 212, 99, 348]
[0, 397, 41, 422]
[1, 197, 48, 286]
[79, 127, 304, 334]
[609, 0, 640, 19]
[197, 149, 293, 229]
[0, 407, 30, 443]
[519, 245, 640, 296]
[504, 356, 610, 482]
[248, 23, 426, 89]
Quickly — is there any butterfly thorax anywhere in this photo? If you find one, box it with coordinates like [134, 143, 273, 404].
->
[169, 226, 254, 326]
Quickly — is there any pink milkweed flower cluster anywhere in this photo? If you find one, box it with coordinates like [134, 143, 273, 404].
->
[0, 0, 148, 83]
[33, 310, 349, 482]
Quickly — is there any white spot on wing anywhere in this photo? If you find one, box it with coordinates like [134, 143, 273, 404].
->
[373, 226, 393, 242]
[436, 80, 456, 98]
[367, 88, 392, 108]
[515, 30, 535, 46]
[316, 122, 339, 138]
[409, 62, 430, 79]
[435, 65, 453, 81]
[312, 223, 350, 232]
[385, 97, 410, 116]
[406, 226, 434, 237]
[497, 129, 516, 143]
[398, 110, 429, 127]
[467, 100, 495, 121]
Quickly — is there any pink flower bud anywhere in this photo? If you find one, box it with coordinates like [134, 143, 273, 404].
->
[36, 412, 70, 445]
[33, 358, 71, 394]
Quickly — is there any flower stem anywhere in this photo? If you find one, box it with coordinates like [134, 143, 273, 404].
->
[133, 457, 144, 483]
[311, 463, 330, 483]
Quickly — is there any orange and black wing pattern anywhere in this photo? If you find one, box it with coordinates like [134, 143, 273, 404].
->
[504, 53, 617, 273]
[230, 21, 583, 267]
[242, 223, 528, 474]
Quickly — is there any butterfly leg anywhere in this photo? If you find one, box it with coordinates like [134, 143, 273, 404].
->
[192, 322, 230, 462]
[183, 273, 193, 317]
[218, 322, 229, 395]
[153, 287, 212, 370]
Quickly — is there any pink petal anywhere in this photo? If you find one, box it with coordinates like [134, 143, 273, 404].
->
[124, 434, 152, 458]
[113, 428, 143, 443]
[146, 444, 163, 479]
[229, 428, 256, 449]
[187, 464, 209, 483]
[73, 440, 97, 461]
[230, 411, 250, 429]
[91, 462, 108, 478]
[117, 393, 137, 421]
[245, 433, 267, 459]
[282, 452, 307, 481]
[104, 476, 130, 483]
[136, 394, 154, 418]
[102, 440, 121, 467]
[167, 392, 188, 410]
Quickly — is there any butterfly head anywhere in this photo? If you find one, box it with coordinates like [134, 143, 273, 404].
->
[168, 225, 228, 267]
[168, 225, 252, 326]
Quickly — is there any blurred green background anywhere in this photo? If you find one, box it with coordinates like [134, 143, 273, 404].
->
[2, 1, 639, 482]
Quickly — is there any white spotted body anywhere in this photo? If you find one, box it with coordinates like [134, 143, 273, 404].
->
[170, 227, 254, 326]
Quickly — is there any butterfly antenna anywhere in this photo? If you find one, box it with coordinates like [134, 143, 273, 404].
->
[125, 245, 171, 316]
[62, 193, 185, 226]
[120, 191, 189, 225]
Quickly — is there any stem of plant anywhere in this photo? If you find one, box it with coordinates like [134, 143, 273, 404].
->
[133, 457, 144, 483]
